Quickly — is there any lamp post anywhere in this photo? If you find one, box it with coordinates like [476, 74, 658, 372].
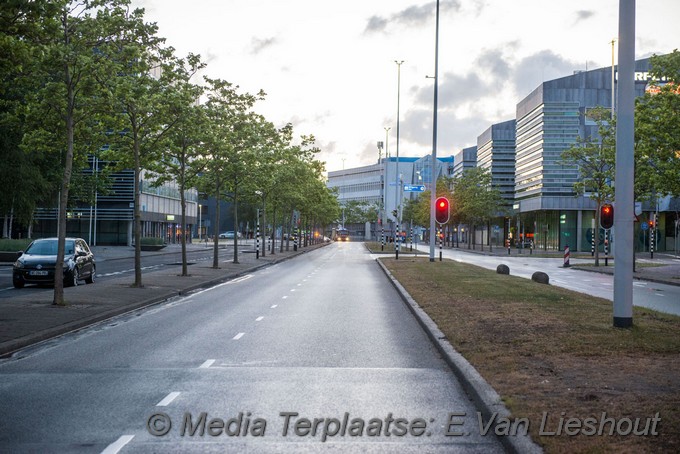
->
[395, 60, 404, 259]
[429, 0, 440, 262]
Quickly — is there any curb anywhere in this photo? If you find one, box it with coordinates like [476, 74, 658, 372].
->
[375, 258, 543, 454]
[0, 244, 328, 358]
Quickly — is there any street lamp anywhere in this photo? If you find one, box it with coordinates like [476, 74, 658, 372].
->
[429, 0, 440, 262]
[395, 60, 404, 259]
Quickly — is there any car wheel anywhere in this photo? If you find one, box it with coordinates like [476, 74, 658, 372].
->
[13, 278, 24, 289]
[85, 266, 95, 284]
[68, 268, 79, 287]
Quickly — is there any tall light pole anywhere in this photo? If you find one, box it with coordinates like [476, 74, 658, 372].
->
[384, 127, 391, 158]
[611, 38, 617, 118]
[429, 0, 440, 262]
[613, 0, 634, 328]
[395, 60, 404, 259]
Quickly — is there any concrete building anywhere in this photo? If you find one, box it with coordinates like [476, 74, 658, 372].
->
[477, 120, 516, 207]
[513, 58, 653, 251]
[33, 156, 197, 246]
[326, 155, 453, 240]
[452, 146, 477, 178]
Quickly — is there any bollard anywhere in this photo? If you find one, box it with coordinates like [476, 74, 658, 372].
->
[563, 244, 570, 267]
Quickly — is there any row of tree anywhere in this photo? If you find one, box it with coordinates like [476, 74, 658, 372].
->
[0, 0, 340, 305]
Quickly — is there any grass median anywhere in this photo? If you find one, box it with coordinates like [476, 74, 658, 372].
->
[381, 256, 680, 453]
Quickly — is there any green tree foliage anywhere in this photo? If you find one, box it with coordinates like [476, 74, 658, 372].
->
[635, 50, 680, 200]
[560, 106, 615, 265]
[452, 168, 503, 247]
[19, 0, 145, 304]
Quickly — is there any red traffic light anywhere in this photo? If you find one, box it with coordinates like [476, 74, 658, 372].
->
[600, 203, 614, 229]
[435, 196, 450, 224]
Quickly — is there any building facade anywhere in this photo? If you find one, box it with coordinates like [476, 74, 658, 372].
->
[32, 157, 197, 246]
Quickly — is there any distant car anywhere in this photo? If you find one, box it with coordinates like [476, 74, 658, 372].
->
[12, 237, 96, 288]
[219, 231, 241, 239]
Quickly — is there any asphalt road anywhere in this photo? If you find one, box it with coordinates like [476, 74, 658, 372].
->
[0, 241, 503, 453]
[414, 244, 680, 316]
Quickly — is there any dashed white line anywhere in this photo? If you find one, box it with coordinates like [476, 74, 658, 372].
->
[256, 316, 264, 322]
[282, 296, 288, 299]
[233, 332, 245, 340]
[199, 359, 215, 369]
[101, 435, 134, 454]
[271, 305, 278, 309]
[156, 392, 180, 407]
[290, 289, 296, 292]
[655, 293, 664, 297]
[297, 283, 302, 287]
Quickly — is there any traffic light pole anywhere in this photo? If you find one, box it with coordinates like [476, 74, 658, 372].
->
[429, 0, 440, 263]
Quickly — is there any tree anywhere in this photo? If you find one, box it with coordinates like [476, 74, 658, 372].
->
[20, 0, 138, 305]
[635, 50, 680, 201]
[199, 78, 263, 266]
[0, 0, 63, 238]
[560, 106, 615, 265]
[104, 8, 181, 287]
[452, 168, 503, 249]
[146, 54, 205, 276]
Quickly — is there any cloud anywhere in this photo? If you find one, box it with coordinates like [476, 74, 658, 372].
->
[512, 50, 581, 98]
[364, 1, 461, 34]
[574, 10, 595, 23]
[250, 36, 277, 54]
[475, 48, 511, 81]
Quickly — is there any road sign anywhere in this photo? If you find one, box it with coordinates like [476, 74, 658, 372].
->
[403, 184, 426, 192]
[641, 221, 649, 231]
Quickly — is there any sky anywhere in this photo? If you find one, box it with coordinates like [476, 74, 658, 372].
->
[132, 0, 680, 174]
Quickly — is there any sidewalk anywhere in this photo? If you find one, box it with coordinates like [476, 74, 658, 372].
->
[419, 242, 680, 287]
[0, 241, 328, 357]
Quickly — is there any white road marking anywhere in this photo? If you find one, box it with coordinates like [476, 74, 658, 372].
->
[271, 305, 278, 309]
[256, 316, 264, 322]
[290, 289, 296, 292]
[233, 332, 245, 340]
[282, 296, 288, 299]
[655, 293, 664, 297]
[156, 392, 180, 407]
[101, 435, 134, 454]
[199, 359, 215, 369]
[228, 275, 253, 284]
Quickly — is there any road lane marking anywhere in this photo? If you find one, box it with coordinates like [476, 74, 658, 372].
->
[271, 305, 278, 309]
[256, 316, 264, 321]
[290, 289, 296, 292]
[233, 332, 245, 340]
[655, 293, 664, 297]
[228, 274, 253, 284]
[282, 296, 288, 299]
[199, 359, 215, 369]
[156, 392, 180, 407]
[101, 435, 134, 454]
[297, 283, 302, 286]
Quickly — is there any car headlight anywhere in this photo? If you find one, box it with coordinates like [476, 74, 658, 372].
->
[13, 259, 24, 269]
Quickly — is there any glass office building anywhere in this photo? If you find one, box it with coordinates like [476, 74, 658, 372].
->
[513, 57, 654, 251]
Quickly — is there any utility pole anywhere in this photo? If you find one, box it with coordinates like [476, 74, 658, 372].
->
[613, 0, 635, 328]
[429, 0, 440, 262]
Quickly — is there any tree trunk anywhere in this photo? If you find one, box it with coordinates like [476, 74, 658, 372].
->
[179, 162, 188, 276]
[232, 189, 239, 264]
[133, 128, 143, 287]
[212, 179, 220, 269]
[53, 41, 75, 306]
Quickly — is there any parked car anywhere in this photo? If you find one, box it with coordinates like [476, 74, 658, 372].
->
[218, 231, 242, 239]
[12, 237, 96, 288]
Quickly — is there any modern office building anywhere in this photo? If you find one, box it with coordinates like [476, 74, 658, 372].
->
[477, 120, 516, 207]
[326, 155, 453, 239]
[452, 146, 477, 178]
[32, 156, 198, 246]
[513, 57, 653, 251]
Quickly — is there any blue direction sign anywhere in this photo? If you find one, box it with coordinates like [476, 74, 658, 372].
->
[403, 184, 426, 192]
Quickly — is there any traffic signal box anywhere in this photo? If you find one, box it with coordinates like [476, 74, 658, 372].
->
[600, 203, 614, 229]
[435, 197, 450, 225]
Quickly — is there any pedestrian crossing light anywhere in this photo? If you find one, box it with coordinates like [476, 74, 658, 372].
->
[435, 197, 450, 225]
[600, 203, 614, 229]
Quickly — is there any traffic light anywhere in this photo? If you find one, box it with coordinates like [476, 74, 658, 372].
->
[435, 197, 450, 224]
[600, 203, 614, 229]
